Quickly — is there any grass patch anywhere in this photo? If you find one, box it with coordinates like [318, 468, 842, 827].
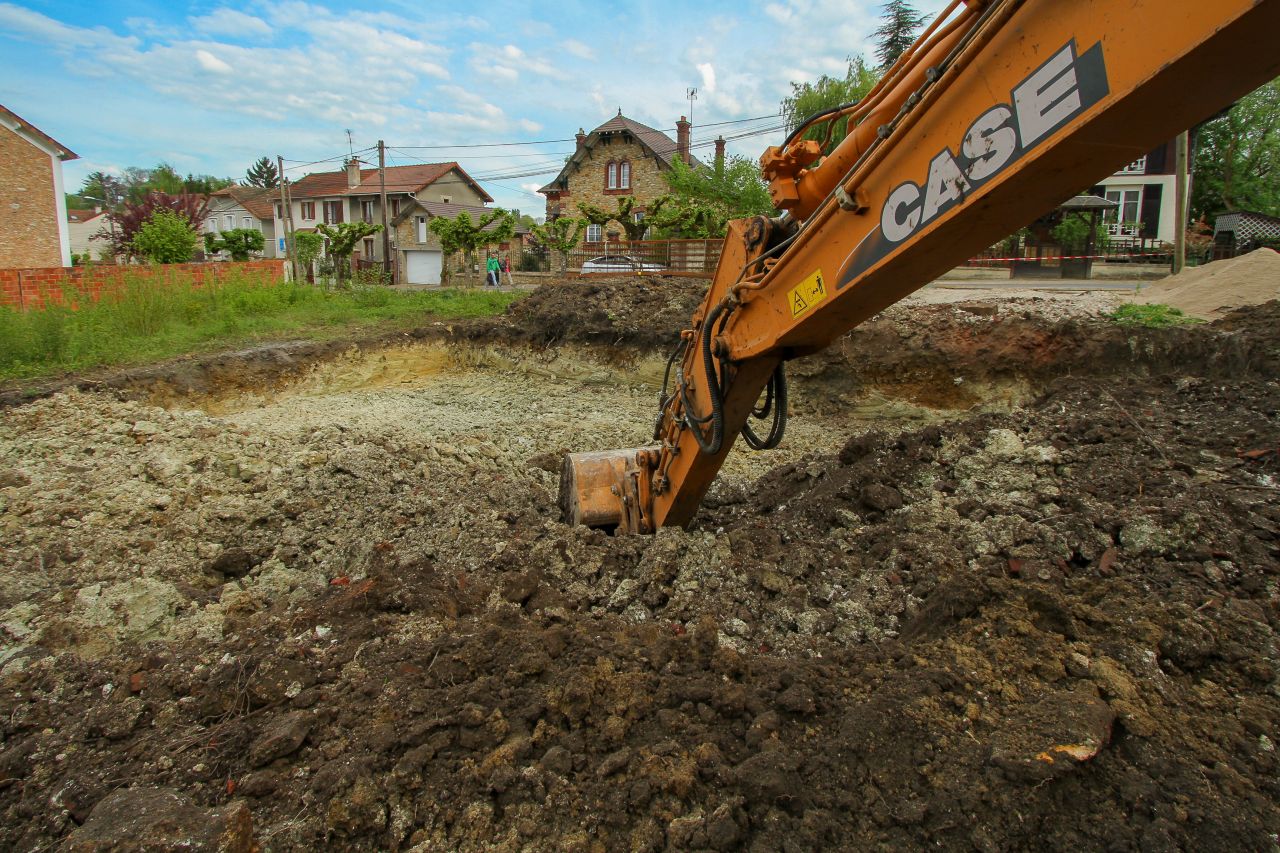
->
[0, 269, 522, 381]
[1106, 303, 1201, 329]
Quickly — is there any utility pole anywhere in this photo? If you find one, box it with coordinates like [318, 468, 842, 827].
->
[378, 140, 391, 281]
[276, 155, 296, 281]
[1173, 130, 1189, 274]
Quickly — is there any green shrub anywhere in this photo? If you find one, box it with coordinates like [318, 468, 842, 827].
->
[132, 209, 200, 264]
[1106, 303, 1200, 328]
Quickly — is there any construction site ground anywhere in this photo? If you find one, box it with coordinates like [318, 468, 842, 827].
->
[1, 271, 1277, 851]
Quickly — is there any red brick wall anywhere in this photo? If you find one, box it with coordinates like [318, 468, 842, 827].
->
[0, 260, 285, 311]
[0, 125, 62, 269]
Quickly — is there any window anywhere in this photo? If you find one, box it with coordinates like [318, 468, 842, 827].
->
[362, 200, 375, 223]
[363, 237, 375, 259]
[206, 218, 218, 233]
[1103, 188, 1142, 237]
[586, 223, 603, 243]
[606, 162, 618, 190]
[274, 203, 283, 220]
[242, 217, 253, 230]
[440, 196, 451, 204]
[619, 161, 630, 189]
[301, 201, 316, 221]
[390, 199, 400, 217]
[416, 216, 427, 243]
[323, 201, 343, 224]
[224, 214, 234, 230]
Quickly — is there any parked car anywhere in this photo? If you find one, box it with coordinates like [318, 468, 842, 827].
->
[580, 254, 665, 273]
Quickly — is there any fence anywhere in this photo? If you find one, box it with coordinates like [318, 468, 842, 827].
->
[0, 260, 286, 312]
[961, 234, 1172, 268]
[569, 239, 724, 274]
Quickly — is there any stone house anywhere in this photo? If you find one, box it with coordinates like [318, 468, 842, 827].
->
[0, 104, 78, 268]
[390, 200, 530, 285]
[206, 185, 280, 258]
[279, 160, 492, 272]
[538, 111, 721, 244]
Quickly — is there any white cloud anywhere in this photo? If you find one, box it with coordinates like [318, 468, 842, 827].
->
[697, 62, 717, 93]
[195, 49, 232, 73]
[561, 39, 595, 61]
[190, 9, 272, 39]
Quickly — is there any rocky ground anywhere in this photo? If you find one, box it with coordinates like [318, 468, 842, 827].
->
[0, 279, 1277, 851]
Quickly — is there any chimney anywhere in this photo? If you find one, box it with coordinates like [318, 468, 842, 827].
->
[575, 128, 586, 153]
[345, 157, 361, 188]
[676, 116, 691, 165]
[714, 136, 726, 175]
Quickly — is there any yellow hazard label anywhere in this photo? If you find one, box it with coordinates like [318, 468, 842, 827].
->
[788, 269, 827, 319]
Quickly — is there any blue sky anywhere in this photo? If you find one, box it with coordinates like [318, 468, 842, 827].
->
[0, 0, 947, 215]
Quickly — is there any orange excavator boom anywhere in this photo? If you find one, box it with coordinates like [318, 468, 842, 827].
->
[560, 0, 1280, 533]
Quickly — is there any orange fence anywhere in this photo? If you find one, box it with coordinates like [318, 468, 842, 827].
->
[0, 260, 286, 311]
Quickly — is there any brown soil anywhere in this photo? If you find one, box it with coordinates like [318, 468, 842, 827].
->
[0, 282, 1278, 851]
[1133, 248, 1280, 319]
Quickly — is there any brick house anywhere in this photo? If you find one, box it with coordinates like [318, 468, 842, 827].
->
[206, 185, 280, 258]
[539, 111, 717, 244]
[278, 160, 492, 273]
[0, 104, 78, 268]
[390, 200, 530, 285]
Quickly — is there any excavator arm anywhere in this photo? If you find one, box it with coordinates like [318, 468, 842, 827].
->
[559, 0, 1280, 533]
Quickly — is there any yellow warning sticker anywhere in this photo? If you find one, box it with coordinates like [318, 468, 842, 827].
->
[788, 269, 827, 319]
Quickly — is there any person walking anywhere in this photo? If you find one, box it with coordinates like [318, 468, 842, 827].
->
[485, 254, 500, 288]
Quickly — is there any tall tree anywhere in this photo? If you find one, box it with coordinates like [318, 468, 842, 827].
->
[645, 155, 776, 239]
[1190, 77, 1280, 220]
[244, 156, 281, 189]
[873, 0, 927, 70]
[781, 55, 880, 153]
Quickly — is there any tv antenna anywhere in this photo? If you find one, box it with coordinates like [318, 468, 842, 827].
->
[345, 129, 355, 158]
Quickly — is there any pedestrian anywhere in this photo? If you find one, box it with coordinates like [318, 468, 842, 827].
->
[486, 254, 500, 288]
[501, 256, 511, 286]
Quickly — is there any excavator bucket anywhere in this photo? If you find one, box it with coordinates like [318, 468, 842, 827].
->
[558, 448, 654, 534]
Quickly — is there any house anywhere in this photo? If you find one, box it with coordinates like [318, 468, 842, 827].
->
[0, 104, 78, 268]
[1212, 210, 1280, 258]
[1091, 139, 1188, 245]
[67, 207, 109, 259]
[207, 185, 280, 257]
[538, 111, 719, 244]
[390, 200, 530, 285]
[278, 160, 492, 273]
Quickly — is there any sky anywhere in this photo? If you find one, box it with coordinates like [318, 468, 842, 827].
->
[0, 0, 948, 216]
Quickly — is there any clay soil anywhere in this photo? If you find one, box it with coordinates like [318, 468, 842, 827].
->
[1, 278, 1278, 852]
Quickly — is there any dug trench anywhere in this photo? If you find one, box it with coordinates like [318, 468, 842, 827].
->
[0, 277, 1277, 851]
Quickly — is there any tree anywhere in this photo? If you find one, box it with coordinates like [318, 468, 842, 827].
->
[645, 155, 776, 239]
[132, 209, 200, 264]
[576, 196, 651, 241]
[873, 0, 927, 70]
[781, 55, 880, 153]
[244, 156, 281, 189]
[183, 174, 235, 195]
[97, 192, 210, 260]
[204, 228, 265, 262]
[315, 221, 382, 283]
[530, 217, 587, 273]
[428, 209, 516, 286]
[294, 231, 325, 283]
[1191, 77, 1280, 220]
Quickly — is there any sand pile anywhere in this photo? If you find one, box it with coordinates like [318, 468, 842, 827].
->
[1133, 248, 1280, 318]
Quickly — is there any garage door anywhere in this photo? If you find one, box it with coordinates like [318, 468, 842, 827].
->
[404, 250, 442, 285]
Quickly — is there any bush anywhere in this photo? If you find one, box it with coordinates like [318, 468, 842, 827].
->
[132, 209, 200, 264]
[1106, 303, 1200, 328]
[206, 228, 266, 262]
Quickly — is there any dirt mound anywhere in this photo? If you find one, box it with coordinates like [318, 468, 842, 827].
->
[1134, 248, 1280, 319]
[468, 275, 708, 349]
[1, 302, 1279, 851]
